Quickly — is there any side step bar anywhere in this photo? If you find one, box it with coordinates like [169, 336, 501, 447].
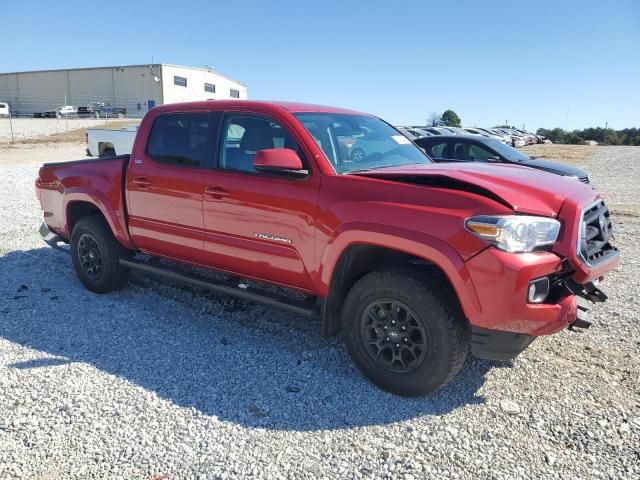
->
[39, 223, 320, 319]
[119, 257, 321, 319]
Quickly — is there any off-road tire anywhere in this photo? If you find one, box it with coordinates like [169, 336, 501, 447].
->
[342, 269, 469, 396]
[70, 216, 130, 293]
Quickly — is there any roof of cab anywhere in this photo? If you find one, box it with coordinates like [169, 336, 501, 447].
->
[152, 100, 367, 116]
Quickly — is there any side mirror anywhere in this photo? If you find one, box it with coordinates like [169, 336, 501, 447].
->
[254, 148, 308, 177]
[486, 156, 502, 162]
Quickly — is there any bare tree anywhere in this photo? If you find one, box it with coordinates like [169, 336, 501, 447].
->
[426, 111, 442, 127]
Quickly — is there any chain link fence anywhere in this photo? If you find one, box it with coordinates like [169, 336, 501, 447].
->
[1, 93, 150, 143]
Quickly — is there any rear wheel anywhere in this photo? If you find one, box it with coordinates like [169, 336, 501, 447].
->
[71, 216, 130, 293]
[342, 269, 469, 396]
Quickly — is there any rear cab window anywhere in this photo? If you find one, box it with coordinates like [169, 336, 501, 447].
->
[146, 113, 212, 168]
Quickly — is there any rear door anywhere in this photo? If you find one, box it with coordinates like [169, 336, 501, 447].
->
[126, 110, 221, 265]
[199, 112, 320, 290]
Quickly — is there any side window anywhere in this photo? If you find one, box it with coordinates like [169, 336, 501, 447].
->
[147, 113, 210, 168]
[220, 115, 302, 173]
[428, 141, 448, 158]
[468, 144, 496, 162]
[452, 142, 470, 161]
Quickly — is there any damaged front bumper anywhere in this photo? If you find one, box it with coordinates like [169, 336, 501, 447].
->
[470, 281, 607, 360]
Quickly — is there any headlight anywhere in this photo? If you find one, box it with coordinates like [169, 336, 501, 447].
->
[465, 215, 561, 253]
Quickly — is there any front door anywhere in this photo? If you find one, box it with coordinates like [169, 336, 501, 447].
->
[200, 113, 320, 291]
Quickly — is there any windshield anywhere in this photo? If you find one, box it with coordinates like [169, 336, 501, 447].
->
[484, 138, 530, 162]
[294, 113, 431, 173]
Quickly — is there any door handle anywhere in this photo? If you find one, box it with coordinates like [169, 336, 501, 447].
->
[204, 186, 231, 199]
[133, 176, 151, 187]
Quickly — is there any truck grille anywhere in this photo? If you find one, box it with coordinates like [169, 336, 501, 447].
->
[578, 200, 617, 266]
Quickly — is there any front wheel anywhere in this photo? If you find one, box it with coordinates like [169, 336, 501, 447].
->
[71, 216, 130, 293]
[342, 269, 469, 396]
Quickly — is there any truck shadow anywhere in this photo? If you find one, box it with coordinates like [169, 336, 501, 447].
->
[0, 248, 513, 432]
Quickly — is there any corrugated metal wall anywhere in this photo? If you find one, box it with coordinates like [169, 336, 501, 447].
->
[0, 65, 164, 117]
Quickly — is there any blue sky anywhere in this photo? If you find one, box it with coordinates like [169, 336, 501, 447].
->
[2, 0, 638, 130]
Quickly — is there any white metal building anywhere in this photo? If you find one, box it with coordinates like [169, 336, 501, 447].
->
[0, 64, 248, 117]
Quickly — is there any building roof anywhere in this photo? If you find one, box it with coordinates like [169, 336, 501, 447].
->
[0, 63, 246, 86]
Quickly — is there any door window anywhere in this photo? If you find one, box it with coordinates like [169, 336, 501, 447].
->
[220, 115, 302, 173]
[147, 113, 211, 168]
[451, 142, 471, 161]
[428, 141, 448, 158]
[468, 144, 497, 162]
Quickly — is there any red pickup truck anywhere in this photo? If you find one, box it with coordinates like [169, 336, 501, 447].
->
[36, 101, 619, 396]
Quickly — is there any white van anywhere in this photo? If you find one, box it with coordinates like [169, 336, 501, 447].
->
[0, 103, 9, 117]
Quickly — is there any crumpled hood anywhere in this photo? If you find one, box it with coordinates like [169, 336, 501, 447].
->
[350, 162, 593, 217]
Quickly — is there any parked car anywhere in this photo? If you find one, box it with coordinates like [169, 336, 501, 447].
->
[86, 124, 139, 157]
[36, 100, 617, 396]
[78, 102, 127, 118]
[396, 127, 433, 139]
[41, 105, 78, 118]
[421, 126, 458, 136]
[0, 102, 10, 117]
[493, 128, 528, 147]
[414, 134, 591, 183]
[344, 127, 403, 161]
[463, 127, 508, 144]
[396, 127, 418, 140]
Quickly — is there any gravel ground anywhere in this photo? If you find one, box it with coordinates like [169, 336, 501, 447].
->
[1, 144, 638, 479]
[0, 118, 116, 143]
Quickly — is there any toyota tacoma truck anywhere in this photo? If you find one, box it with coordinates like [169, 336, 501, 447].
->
[35, 101, 619, 396]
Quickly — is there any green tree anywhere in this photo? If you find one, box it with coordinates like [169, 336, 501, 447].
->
[440, 110, 461, 127]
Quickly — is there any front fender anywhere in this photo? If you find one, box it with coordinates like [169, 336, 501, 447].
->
[62, 189, 134, 249]
[317, 221, 482, 320]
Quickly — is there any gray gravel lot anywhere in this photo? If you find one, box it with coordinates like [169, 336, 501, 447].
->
[0, 118, 111, 143]
[1, 144, 638, 479]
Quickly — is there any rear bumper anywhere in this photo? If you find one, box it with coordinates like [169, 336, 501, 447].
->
[39, 222, 69, 253]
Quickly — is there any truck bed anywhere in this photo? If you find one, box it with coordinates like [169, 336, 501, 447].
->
[37, 155, 130, 241]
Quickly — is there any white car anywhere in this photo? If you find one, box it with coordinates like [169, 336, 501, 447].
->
[0, 102, 10, 117]
[463, 127, 509, 144]
[43, 105, 78, 118]
[86, 124, 138, 157]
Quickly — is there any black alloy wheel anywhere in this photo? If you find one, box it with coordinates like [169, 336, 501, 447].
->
[360, 299, 428, 373]
[77, 233, 103, 280]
